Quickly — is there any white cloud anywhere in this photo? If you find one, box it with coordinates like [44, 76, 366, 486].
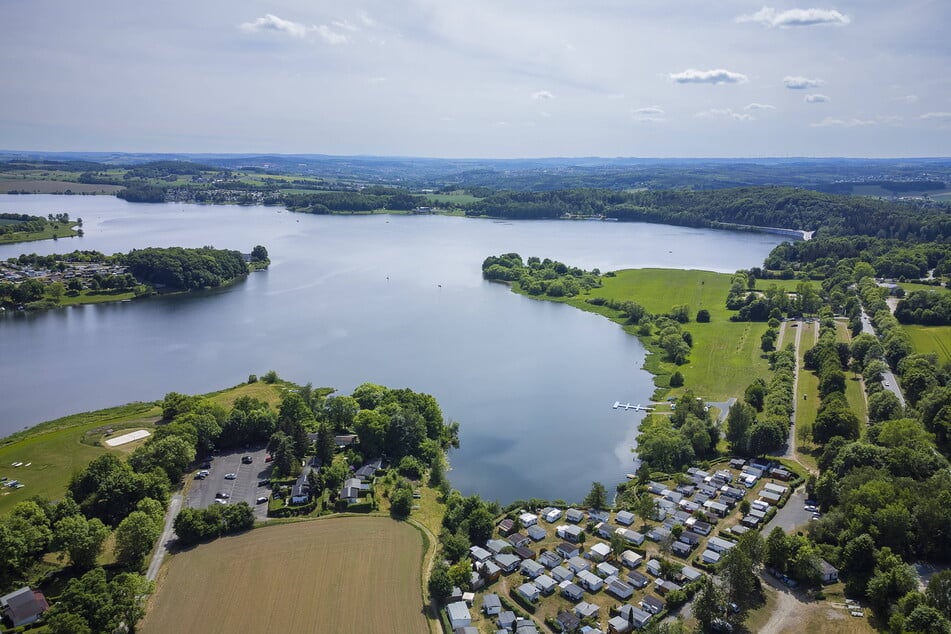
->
[239, 14, 309, 38]
[737, 7, 850, 28]
[359, 11, 375, 27]
[669, 69, 748, 85]
[811, 117, 875, 127]
[695, 108, 754, 121]
[805, 94, 831, 103]
[316, 24, 348, 45]
[896, 95, 919, 104]
[920, 112, 951, 120]
[744, 103, 776, 111]
[532, 90, 554, 100]
[783, 76, 824, 90]
[331, 20, 359, 33]
[632, 106, 665, 122]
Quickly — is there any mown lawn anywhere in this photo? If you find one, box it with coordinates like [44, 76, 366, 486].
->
[559, 269, 769, 400]
[835, 321, 868, 425]
[903, 324, 951, 365]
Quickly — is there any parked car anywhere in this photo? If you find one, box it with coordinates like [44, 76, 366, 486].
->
[214, 499, 227, 505]
[241, 456, 253, 464]
[215, 492, 230, 499]
[258, 479, 270, 487]
[265, 455, 273, 463]
[256, 496, 268, 504]
[224, 473, 237, 480]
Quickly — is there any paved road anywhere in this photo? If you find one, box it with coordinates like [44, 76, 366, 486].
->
[763, 487, 812, 533]
[860, 308, 906, 407]
[147, 493, 182, 582]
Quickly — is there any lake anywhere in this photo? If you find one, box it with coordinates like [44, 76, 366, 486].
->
[0, 195, 782, 503]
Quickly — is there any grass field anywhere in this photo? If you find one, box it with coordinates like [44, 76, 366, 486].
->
[55, 289, 138, 306]
[795, 322, 820, 454]
[0, 222, 81, 244]
[553, 269, 771, 400]
[904, 325, 951, 365]
[898, 281, 948, 294]
[140, 516, 426, 634]
[835, 321, 868, 425]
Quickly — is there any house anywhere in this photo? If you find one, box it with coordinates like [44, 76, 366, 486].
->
[498, 518, 516, 535]
[516, 623, 540, 634]
[703, 500, 729, 517]
[627, 570, 650, 588]
[721, 486, 745, 500]
[588, 542, 611, 562]
[487, 538, 510, 554]
[607, 579, 635, 600]
[566, 508, 585, 523]
[691, 520, 713, 536]
[770, 467, 793, 481]
[560, 580, 585, 601]
[534, 574, 557, 595]
[539, 550, 562, 569]
[729, 524, 749, 536]
[759, 490, 783, 504]
[517, 582, 541, 603]
[640, 594, 665, 615]
[597, 561, 620, 578]
[620, 550, 643, 569]
[519, 512, 538, 528]
[596, 522, 617, 540]
[577, 569, 604, 592]
[646, 526, 671, 542]
[575, 601, 600, 619]
[681, 565, 704, 583]
[470, 571, 484, 591]
[527, 525, 547, 541]
[616, 510, 635, 525]
[508, 533, 531, 548]
[551, 565, 574, 583]
[608, 605, 652, 632]
[729, 458, 747, 469]
[0, 587, 49, 627]
[679, 531, 702, 547]
[764, 482, 788, 495]
[544, 507, 563, 523]
[617, 528, 645, 546]
[470, 546, 492, 562]
[494, 553, 521, 573]
[820, 559, 840, 584]
[656, 579, 682, 596]
[707, 537, 736, 554]
[646, 559, 662, 576]
[480, 560, 502, 581]
[671, 541, 692, 557]
[701, 549, 721, 564]
[521, 559, 545, 579]
[447, 602, 472, 630]
[557, 524, 584, 543]
[514, 545, 536, 560]
[498, 611, 517, 631]
[588, 509, 610, 523]
[568, 556, 591, 574]
[556, 611, 581, 633]
[741, 515, 761, 528]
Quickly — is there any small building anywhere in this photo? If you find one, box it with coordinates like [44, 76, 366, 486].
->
[627, 570, 650, 588]
[588, 542, 611, 562]
[620, 550, 643, 569]
[770, 467, 793, 481]
[514, 545, 536, 561]
[527, 525, 547, 541]
[539, 550, 562, 569]
[0, 587, 49, 627]
[556, 611, 581, 633]
[741, 515, 761, 528]
[640, 594, 665, 615]
[617, 527, 645, 546]
[707, 537, 736, 554]
[820, 559, 839, 584]
[681, 565, 704, 583]
[595, 522, 617, 539]
[589, 509, 610, 523]
[616, 510, 635, 525]
[544, 507, 564, 523]
[482, 593, 501, 616]
[703, 500, 729, 517]
[701, 549, 721, 565]
[759, 490, 783, 504]
[470, 546, 492, 562]
[447, 602, 472, 630]
[764, 482, 788, 495]
[560, 580, 585, 602]
[646, 526, 671, 542]
[597, 561, 620, 578]
[517, 582, 541, 603]
[480, 559, 502, 581]
[575, 601, 600, 619]
[577, 569, 604, 592]
[656, 579, 682, 596]
[521, 559, 545, 579]
[671, 541, 692, 557]
[567, 556, 591, 574]
[508, 533, 531, 548]
[486, 538, 510, 554]
[679, 531, 702, 547]
[607, 579, 635, 600]
[566, 508, 585, 523]
[498, 518, 516, 536]
[646, 559, 662, 577]
[519, 512, 539, 528]
[494, 553, 521, 573]
[534, 574, 557, 595]
[551, 565, 574, 583]
[498, 610, 516, 630]
[691, 520, 713, 536]
[557, 524, 584, 543]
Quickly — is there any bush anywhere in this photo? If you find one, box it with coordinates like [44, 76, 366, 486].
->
[262, 370, 279, 384]
[670, 371, 685, 388]
[696, 309, 711, 323]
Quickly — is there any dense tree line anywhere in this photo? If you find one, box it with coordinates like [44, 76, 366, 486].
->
[116, 184, 168, 202]
[466, 187, 951, 242]
[122, 246, 249, 290]
[482, 252, 601, 298]
[895, 290, 951, 325]
[0, 212, 71, 237]
[764, 237, 951, 280]
[635, 392, 719, 472]
[282, 190, 426, 214]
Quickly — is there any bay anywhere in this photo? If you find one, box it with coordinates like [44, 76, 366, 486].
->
[0, 195, 782, 503]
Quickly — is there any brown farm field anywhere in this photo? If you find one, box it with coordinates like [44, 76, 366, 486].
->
[141, 516, 428, 634]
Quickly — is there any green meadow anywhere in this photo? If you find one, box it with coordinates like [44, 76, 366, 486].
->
[904, 324, 951, 365]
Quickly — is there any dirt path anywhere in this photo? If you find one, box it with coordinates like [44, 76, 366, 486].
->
[146, 493, 182, 581]
[760, 580, 803, 634]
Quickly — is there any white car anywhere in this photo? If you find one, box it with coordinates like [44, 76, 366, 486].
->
[224, 473, 237, 480]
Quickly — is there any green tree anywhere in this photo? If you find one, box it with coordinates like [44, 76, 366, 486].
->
[390, 484, 413, 518]
[114, 511, 160, 570]
[584, 481, 607, 510]
[669, 371, 684, 387]
[428, 561, 453, 602]
[250, 244, 269, 262]
[928, 570, 951, 620]
[325, 395, 360, 431]
[726, 401, 756, 454]
[693, 577, 725, 631]
[696, 309, 711, 323]
[53, 514, 109, 569]
[314, 422, 336, 467]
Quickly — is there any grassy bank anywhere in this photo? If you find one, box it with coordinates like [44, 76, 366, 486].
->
[513, 268, 770, 401]
[0, 223, 81, 244]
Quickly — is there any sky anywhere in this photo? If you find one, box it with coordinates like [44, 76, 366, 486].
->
[1, 0, 949, 158]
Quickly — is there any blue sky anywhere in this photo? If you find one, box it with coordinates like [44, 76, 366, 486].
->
[1, 1, 949, 157]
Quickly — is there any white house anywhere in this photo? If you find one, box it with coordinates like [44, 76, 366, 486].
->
[519, 512, 539, 528]
[517, 582, 541, 603]
[615, 510, 635, 525]
[482, 594, 501, 616]
[534, 574, 557, 595]
[577, 569, 604, 592]
[620, 550, 644, 569]
[447, 602, 471, 630]
[588, 542, 611, 562]
[544, 508, 563, 523]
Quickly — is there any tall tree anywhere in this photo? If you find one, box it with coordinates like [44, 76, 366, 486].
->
[584, 481, 607, 510]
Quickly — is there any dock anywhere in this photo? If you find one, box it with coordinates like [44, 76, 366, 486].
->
[613, 401, 655, 412]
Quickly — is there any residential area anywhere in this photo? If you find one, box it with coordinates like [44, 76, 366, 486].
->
[440, 457, 828, 633]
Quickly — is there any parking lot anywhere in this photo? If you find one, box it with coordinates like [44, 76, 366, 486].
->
[185, 445, 273, 521]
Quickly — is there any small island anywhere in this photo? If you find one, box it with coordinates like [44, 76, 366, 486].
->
[0, 212, 82, 244]
[0, 244, 269, 311]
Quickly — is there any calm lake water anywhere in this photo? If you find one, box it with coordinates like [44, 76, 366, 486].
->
[0, 195, 782, 503]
